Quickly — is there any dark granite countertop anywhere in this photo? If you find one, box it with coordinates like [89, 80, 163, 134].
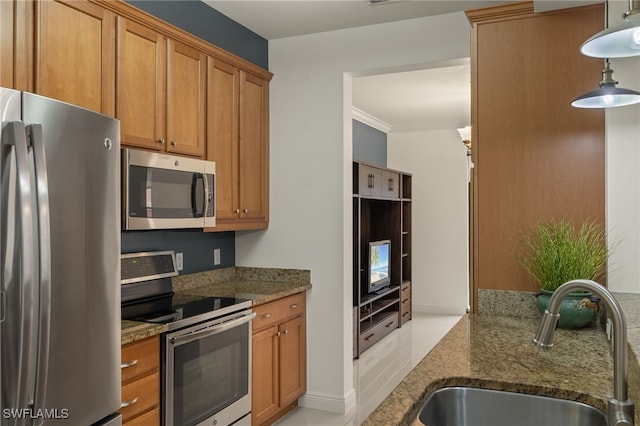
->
[365, 291, 640, 426]
[120, 266, 311, 345]
[121, 320, 167, 345]
[363, 315, 614, 426]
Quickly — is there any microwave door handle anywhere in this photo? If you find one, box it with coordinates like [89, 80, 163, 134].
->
[27, 124, 52, 424]
[203, 171, 209, 219]
[4, 121, 37, 419]
[191, 173, 204, 217]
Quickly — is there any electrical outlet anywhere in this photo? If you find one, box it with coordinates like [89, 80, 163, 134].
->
[176, 252, 184, 271]
[214, 248, 221, 266]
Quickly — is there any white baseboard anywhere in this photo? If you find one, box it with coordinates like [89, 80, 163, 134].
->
[299, 387, 357, 414]
[412, 303, 467, 315]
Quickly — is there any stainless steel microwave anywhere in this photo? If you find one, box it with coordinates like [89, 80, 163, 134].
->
[122, 148, 215, 230]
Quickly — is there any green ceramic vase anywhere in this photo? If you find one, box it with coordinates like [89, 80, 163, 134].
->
[535, 289, 599, 329]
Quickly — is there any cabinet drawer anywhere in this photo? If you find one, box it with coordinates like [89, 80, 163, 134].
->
[358, 165, 383, 197]
[121, 336, 159, 383]
[124, 407, 159, 426]
[382, 171, 400, 198]
[253, 292, 305, 332]
[120, 372, 160, 422]
[359, 311, 398, 353]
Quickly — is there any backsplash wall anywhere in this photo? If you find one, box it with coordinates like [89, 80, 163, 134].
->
[122, 230, 235, 274]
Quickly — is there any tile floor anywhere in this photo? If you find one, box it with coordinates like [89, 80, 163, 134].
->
[274, 312, 463, 426]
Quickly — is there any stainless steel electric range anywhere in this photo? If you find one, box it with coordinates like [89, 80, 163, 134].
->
[121, 251, 255, 426]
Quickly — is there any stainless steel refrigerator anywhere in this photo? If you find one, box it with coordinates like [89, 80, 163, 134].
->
[0, 88, 121, 426]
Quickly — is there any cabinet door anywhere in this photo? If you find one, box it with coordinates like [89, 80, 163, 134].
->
[167, 40, 206, 157]
[382, 170, 400, 199]
[116, 18, 166, 150]
[252, 325, 279, 425]
[207, 58, 239, 223]
[358, 165, 383, 197]
[238, 71, 269, 226]
[278, 315, 306, 407]
[0, 0, 29, 89]
[36, 0, 114, 114]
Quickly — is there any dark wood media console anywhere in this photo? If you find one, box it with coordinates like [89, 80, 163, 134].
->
[353, 161, 412, 358]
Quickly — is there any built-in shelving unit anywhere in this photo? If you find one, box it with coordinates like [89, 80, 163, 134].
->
[353, 161, 412, 358]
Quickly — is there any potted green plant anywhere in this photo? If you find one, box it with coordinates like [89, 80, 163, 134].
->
[519, 219, 611, 329]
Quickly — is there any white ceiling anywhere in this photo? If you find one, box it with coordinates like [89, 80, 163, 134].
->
[204, 0, 508, 40]
[203, 0, 601, 131]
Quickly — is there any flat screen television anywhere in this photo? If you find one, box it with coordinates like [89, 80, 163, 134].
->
[368, 240, 391, 293]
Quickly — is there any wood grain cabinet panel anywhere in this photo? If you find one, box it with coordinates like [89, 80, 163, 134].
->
[0, 0, 29, 89]
[207, 61, 270, 230]
[166, 40, 206, 157]
[466, 2, 606, 305]
[116, 17, 166, 151]
[35, 0, 114, 114]
[116, 19, 205, 157]
[207, 58, 239, 224]
[119, 336, 160, 425]
[251, 293, 306, 426]
[238, 70, 269, 225]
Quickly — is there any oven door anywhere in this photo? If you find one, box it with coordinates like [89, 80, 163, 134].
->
[123, 148, 215, 230]
[164, 310, 255, 426]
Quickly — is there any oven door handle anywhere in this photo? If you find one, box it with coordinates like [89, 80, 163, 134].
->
[170, 312, 256, 347]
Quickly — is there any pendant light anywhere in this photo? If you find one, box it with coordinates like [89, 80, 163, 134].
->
[581, 0, 640, 58]
[571, 60, 640, 108]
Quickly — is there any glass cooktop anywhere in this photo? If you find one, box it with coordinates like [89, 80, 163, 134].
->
[122, 292, 252, 331]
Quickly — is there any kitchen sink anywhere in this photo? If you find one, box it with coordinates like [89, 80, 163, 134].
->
[416, 386, 607, 426]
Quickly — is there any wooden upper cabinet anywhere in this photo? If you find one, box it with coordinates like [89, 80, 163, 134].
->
[166, 40, 206, 157]
[116, 18, 205, 157]
[238, 70, 269, 225]
[207, 57, 239, 224]
[116, 17, 166, 151]
[35, 0, 114, 114]
[207, 60, 269, 231]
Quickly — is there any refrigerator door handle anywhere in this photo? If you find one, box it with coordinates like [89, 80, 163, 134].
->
[4, 121, 37, 418]
[27, 124, 52, 424]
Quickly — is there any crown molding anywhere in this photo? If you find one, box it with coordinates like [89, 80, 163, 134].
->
[352, 108, 391, 133]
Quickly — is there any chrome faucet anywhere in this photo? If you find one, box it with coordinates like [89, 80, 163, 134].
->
[533, 279, 634, 426]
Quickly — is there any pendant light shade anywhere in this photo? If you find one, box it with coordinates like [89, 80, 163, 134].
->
[581, 0, 640, 58]
[571, 62, 640, 108]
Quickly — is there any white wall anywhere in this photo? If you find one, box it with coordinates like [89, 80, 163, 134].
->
[235, 12, 472, 413]
[387, 128, 469, 314]
[606, 0, 640, 292]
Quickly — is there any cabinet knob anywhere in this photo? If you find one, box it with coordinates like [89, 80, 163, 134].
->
[283, 329, 289, 335]
[276, 331, 281, 337]
[235, 209, 240, 214]
[290, 304, 298, 309]
[171, 140, 177, 146]
[158, 138, 165, 144]
[263, 313, 272, 319]
[243, 208, 248, 214]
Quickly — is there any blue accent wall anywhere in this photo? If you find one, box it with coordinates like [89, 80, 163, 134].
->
[353, 120, 387, 167]
[127, 0, 268, 70]
[122, 230, 235, 274]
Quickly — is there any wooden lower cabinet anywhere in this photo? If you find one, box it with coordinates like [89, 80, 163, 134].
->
[119, 336, 160, 425]
[252, 292, 306, 426]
